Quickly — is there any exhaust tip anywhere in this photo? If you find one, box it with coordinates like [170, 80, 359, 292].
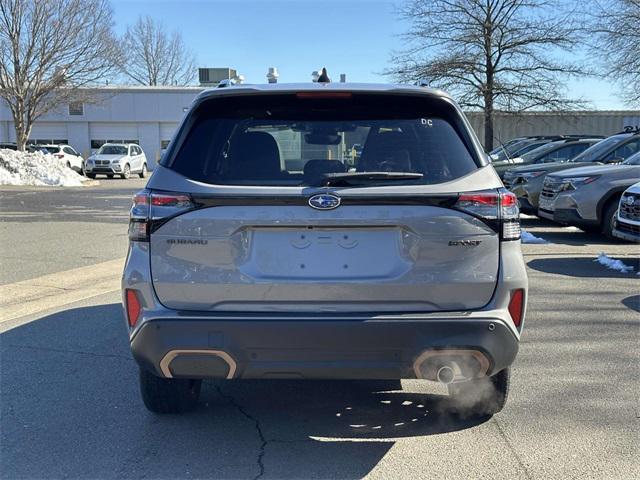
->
[413, 349, 490, 382]
[436, 365, 455, 384]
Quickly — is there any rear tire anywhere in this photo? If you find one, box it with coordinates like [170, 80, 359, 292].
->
[139, 368, 201, 414]
[139, 163, 147, 178]
[447, 368, 510, 417]
[107, 174, 114, 179]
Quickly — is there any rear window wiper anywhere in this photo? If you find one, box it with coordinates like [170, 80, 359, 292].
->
[317, 171, 424, 187]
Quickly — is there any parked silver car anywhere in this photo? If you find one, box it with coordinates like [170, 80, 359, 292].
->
[505, 131, 640, 215]
[503, 138, 602, 212]
[538, 153, 640, 237]
[122, 82, 528, 415]
[85, 143, 147, 179]
[612, 177, 640, 242]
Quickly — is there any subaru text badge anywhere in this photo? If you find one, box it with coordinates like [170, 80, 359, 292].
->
[308, 194, 341, 210]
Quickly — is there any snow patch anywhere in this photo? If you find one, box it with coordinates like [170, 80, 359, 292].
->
[0, 148, 85, 187]
[521, 229, 549, 244]
[594, 253, 635, 274]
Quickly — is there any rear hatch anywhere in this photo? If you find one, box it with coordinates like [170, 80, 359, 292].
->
[139, 90, 515, 313]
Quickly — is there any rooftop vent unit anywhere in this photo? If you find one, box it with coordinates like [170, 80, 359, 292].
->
[266, 67, 279, 84]
[198, 67, 238, 86]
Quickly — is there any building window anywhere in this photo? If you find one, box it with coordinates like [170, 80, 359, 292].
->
[69, 102, 84, 116]
[31, 139, 68, 145]
[91, 139, 106, 149]
[161, 140, 170, 150]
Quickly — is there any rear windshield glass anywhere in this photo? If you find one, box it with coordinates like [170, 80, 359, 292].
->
[99, 145, 127, 155]
[42, 146, 59, 153]
[165, 93, 479, 186]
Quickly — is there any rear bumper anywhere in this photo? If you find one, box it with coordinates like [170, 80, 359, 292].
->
[130, 315, 519, 381]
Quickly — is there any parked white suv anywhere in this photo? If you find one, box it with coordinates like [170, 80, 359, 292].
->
[613, 180, 640, 242]
[39, 144, 84, 174]
[85, 143, 147, 179]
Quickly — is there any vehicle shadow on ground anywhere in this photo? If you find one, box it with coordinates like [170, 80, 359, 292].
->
[0, 303, 487, 479]
[527, 256, 640, 278]
[621, 294, 640, 312]
[519, 216, 620, 246]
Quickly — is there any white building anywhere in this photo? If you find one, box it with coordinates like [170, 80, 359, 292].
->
[1, 82, 639, 169]
[0, 86, 204, 169]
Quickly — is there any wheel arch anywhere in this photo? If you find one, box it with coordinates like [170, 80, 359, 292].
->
[596, 187, 625, 222]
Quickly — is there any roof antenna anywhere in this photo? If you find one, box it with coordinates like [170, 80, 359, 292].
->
[317, 67, 331, 83]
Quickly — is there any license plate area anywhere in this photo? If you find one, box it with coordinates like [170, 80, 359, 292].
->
[240, 227, 412, 281]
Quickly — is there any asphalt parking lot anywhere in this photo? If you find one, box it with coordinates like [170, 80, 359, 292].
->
[1, 179, 638, 479]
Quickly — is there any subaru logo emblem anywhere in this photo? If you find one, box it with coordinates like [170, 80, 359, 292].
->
[308, 194, 341, 210]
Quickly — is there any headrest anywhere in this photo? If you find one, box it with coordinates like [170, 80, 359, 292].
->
[229, 131, 282, 178]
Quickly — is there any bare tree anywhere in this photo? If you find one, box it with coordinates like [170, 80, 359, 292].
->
[0, 0, 120, 151]
[590, 0, 640, 106]
[387, 0, 587, 149]
[119, 16, 196, 86]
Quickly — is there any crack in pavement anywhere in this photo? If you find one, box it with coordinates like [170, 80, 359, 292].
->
[492, 417, 533, 480]
[216, 385, 267, 480]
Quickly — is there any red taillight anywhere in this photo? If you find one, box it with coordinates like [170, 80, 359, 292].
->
[133, 192, 149, 206]
[125, 289, 142, 327]
[128, 190, 194, 242]
[501, 191, 518, 207]
[458, 193, 499, 206]
[150, 193, 192, 207]
[454, 189, 520, 240]
[508, 289, 524, 328]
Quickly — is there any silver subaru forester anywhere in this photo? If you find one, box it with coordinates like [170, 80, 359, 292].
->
[122, 82, 528, 416]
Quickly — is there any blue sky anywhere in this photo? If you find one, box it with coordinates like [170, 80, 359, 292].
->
[111, 0, 628, 110]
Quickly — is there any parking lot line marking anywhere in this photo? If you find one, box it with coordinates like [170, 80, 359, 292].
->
[0, 258, 124, 324]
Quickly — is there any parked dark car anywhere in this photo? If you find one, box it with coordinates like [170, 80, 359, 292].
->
[496, 138, 601, 185]
[487, 135, 595, 160]
[490, 136, 603, 179]
[0, 142, 18, 150]
[0, 142, 56, 153]
[490, 137, 560, 164]
[504, 131, 640, 214]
